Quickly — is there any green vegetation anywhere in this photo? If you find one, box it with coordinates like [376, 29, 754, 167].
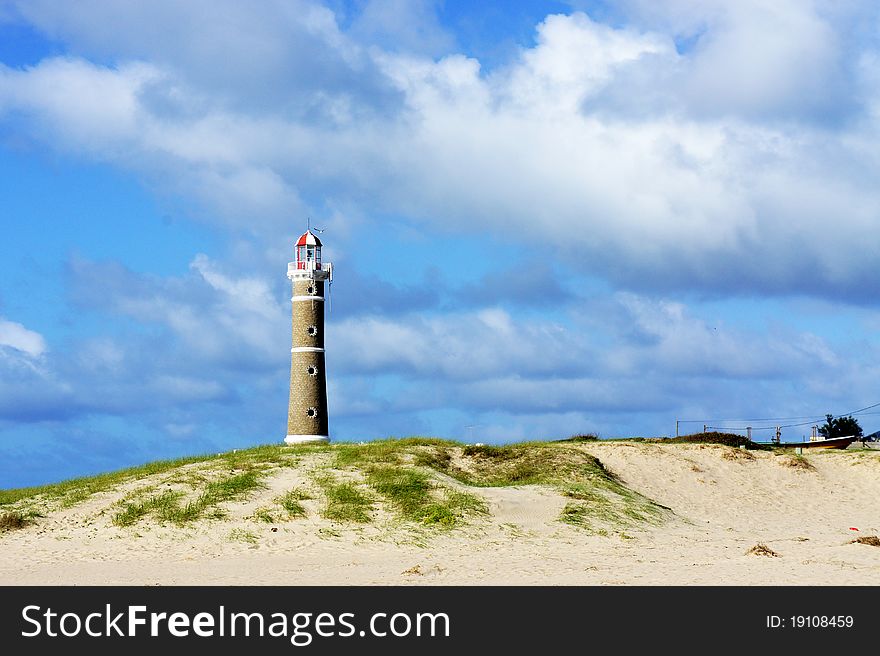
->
[113, 470, 265, 527]
[276, 489, 312, 519]
[818, 414, 863, 440]
[336, 437, 486, 528]
[112, 490, 183, 527]
[2, 437, 674, 537]
[228, 528, 259, 544]
[666, 432, 770, 450]
[364, 465, 486, 527]
[553, 434, 599, 443]
[252, 508, 277, 523]
[415, 441, 669, 533]
[315, 475, 373, 523]
[334, 437, 457, 468]
[212, 445, 302, 471]
[331, 440, 487, 527]
[1, 445, 304, 515]
[0, 454, 218, 510]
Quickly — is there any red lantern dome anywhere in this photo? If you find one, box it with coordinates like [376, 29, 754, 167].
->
[295, 230, 323, 270]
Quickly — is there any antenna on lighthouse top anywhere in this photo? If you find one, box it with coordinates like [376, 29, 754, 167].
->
[304, 217, 331, 310]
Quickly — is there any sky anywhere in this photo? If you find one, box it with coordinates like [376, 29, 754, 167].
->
[2, 0, 880, 488]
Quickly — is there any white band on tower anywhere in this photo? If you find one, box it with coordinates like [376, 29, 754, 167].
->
[291, 346, 325, 353]
[284, 434, 329, 445]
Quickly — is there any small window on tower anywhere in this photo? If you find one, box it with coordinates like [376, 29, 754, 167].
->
[307, 325, 318, 337]
[307, 284, 316, 295]
[307, 365, 318, 377]
[306, 407, 318, 418]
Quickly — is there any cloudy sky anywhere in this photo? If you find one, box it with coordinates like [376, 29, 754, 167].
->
[2, 0, 880, 488]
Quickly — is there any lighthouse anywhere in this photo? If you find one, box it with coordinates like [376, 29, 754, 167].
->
[284, 229, 332, 445]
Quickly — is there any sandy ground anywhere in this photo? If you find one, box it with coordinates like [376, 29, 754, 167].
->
[2, 443, 879, 585]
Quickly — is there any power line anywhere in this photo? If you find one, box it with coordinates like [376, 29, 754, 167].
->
[680, 400, 880, 433]
[678, 415, 820, 423]
[846, 401, 880, 415]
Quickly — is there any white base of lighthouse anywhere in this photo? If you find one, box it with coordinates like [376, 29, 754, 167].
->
[284, 434, 330, 445]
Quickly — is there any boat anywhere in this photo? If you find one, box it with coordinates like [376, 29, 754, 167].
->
[772, 435, 858, 450]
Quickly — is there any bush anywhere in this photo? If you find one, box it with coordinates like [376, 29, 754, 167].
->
[667, 432, 770, 450]
[818, 414, 863, 440]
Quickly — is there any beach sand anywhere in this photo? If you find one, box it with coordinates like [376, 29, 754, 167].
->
[1, 442, 878, 585]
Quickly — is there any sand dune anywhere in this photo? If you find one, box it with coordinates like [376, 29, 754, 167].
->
[1, 441, 878, 585]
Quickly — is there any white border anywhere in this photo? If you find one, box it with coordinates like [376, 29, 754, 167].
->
[284, 434, 329, 445]
[291, 347, 324, 353]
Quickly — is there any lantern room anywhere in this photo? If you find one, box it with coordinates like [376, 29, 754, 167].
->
[295, 230, 323, 270]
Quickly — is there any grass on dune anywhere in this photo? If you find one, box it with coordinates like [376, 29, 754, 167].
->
[331, 440, 487, 527]
[413, 442, 670, 533]
[252, 488, 314, 522]
[334, 437, 457, 468]
[314, 475, 373, 523]
[112, 490, 184, 527]
[332, 438, 669, 533]
[364, 465, 486, 527]
[3, 437, 671, 536]
[276, 489, 312, 518]
[0, 454, 218, 510]
[1, 444, 304, 513]
[213, 445, 304, 471]
[113, 470, 265, 527]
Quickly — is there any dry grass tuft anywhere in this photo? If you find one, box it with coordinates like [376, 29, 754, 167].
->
[746, 543, 779, 557]
[779, 455, 815, 471]
[849, 535, 880, 547]
[722, 448, 755, 462]
[0, 511, 30, 532]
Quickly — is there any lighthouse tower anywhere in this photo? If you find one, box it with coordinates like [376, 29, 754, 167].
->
[284, 229, 332, 445]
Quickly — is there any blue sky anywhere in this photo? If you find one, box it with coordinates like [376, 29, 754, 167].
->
[2, 0, 880, 488]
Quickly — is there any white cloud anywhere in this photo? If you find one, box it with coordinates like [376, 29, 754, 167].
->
[68, 255, 286, 367]
[348, 0, 455, 56]
[4, 1, 880, 446]
[604, 293, 839, 378]
[0, 318, 76, 423]
[0, 317, 46, 357]
[8, 0, 375, 105]
[329, 307, 588, 380]
[0, 57, 157, 152]
[3, 5, 878, 297]
[327, 291, 843, 390]
[504, 12, 672, 113]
